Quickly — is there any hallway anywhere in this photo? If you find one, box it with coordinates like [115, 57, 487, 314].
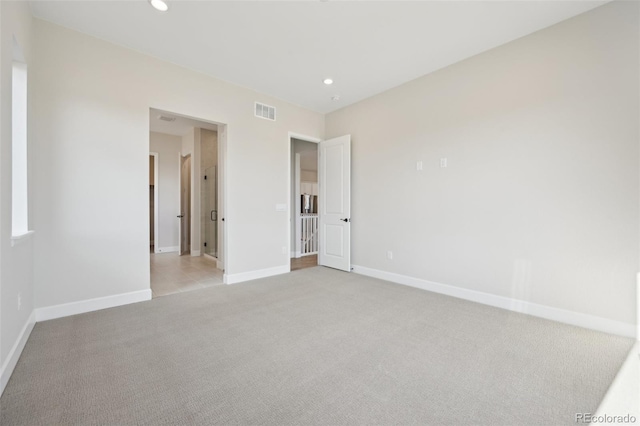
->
[290, 254, 317, 271]
[150, 253, 223, 297]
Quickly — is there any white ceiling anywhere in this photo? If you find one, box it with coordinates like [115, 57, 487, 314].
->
[150, 108, 218, 136]
[30, 0, 609, 114]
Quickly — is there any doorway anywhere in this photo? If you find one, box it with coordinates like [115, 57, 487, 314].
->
[288, 133, 352, 273]
[148, 108, 227, 297]
[290, 136, 320, 271]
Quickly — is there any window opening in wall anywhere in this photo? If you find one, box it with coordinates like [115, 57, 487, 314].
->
[12, 36, 29, 237]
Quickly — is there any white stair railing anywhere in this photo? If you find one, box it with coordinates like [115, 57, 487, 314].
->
[300, 214, 318, 256]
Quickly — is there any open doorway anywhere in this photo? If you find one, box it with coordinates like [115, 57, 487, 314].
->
[148, 108, 226, 297]
[290, 133, 352, 273]
[290, 136, 320, 271]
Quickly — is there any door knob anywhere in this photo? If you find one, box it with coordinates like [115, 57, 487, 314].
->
[177, 215, 184, 218]
[340, 218, 350, 222]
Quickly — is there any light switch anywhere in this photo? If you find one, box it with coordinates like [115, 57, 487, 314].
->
[416, 161, 423, 171]
[440, 158, 448, 168]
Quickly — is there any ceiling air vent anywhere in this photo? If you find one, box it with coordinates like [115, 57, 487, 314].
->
[158, 115, 176, 122]
[255, 102, 276, 121]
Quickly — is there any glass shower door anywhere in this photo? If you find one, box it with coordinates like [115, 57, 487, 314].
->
[203, 165, 217, 257]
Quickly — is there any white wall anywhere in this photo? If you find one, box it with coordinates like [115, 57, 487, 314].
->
[32, 19, 324, 308]
[0, 0, 35, 391]
[149, 132, 181, 252]
[326, 1, 639, 328]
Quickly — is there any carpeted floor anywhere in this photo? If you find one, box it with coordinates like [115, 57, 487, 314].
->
[0, 267, 634, 425]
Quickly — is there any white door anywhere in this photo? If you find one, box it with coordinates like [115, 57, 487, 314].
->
[319, 135, 351, 271]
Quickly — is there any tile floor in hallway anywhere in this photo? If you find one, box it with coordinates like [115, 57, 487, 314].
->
[150, 253, 223, 298]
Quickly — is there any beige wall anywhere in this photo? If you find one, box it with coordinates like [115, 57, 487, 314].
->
[181, 127, 201, 254]
[326, 1, 639, 326]
[300, 169, 317, 183]
[149, 132, 181, 251]
[32, 19, 324, 308]
[201, 129, 218, 170]
[0, 1, 34, 379]
[149, 155, 154, 185]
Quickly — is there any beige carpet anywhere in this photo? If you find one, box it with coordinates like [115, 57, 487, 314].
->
[0, 267, 633, 425]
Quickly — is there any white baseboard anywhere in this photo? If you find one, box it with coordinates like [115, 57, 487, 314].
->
[1, 311, 36, 397]
[35, 289, 152, 322]
[2, 290, 152, 396]
[191, 250, 201, 256]
[225, 265, 290, 285]
[155, 246, 178, 253]
[352, 265, 636, 338]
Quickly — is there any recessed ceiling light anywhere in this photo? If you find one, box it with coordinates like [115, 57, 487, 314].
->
[331, 95, 340, 101]
[323, 78, 333, 85]
[149, 0, 169, 12]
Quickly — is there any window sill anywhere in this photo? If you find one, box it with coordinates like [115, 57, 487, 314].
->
[11, 230, 34, 247]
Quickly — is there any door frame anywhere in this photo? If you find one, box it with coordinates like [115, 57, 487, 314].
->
[288, 132, 322, 268]
[149, 152, 159, 253]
